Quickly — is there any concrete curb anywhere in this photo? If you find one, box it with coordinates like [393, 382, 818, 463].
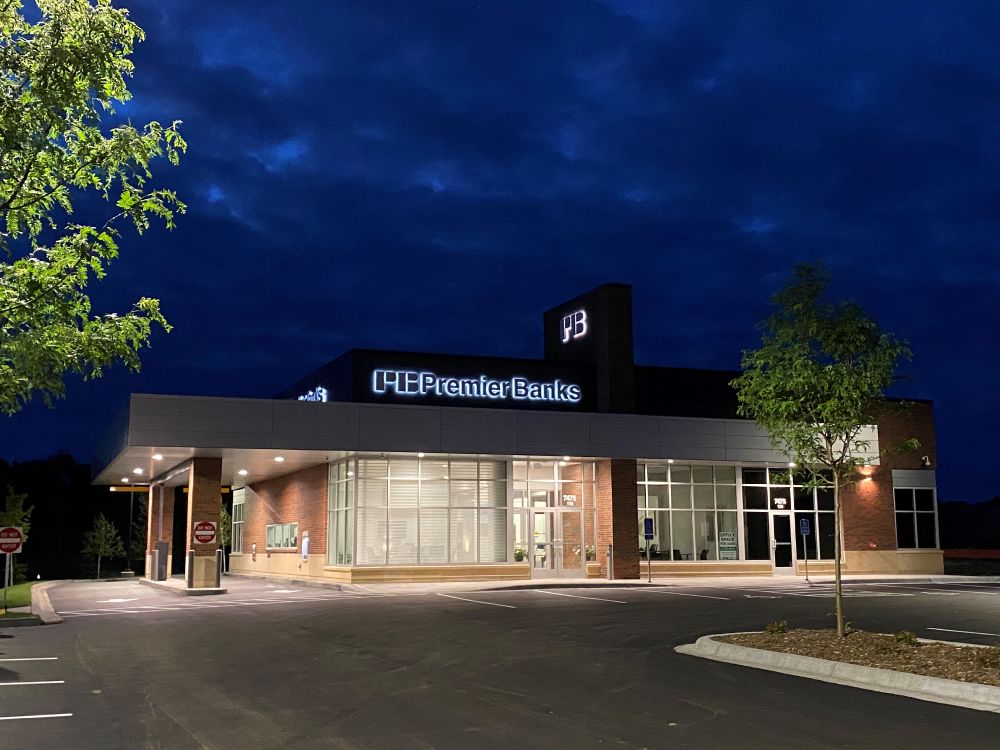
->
[29, 581, 63, 625]
[676, 632, 1000, 714]
[137, 578, 227, 597]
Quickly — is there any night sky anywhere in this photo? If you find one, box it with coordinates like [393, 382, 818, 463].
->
[3, 1, 998, 502]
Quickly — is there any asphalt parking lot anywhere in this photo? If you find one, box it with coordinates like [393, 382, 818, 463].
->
[1, 577, 998, 749]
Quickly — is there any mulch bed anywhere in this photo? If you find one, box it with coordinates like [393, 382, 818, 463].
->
[719, 628, 1000, 688]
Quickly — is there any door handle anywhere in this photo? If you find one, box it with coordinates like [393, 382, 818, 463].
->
[771, 539, 777, 549]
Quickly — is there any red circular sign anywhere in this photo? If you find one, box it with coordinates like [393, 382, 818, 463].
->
[0, 526, 23, 554]
[193, 521, 217, 545]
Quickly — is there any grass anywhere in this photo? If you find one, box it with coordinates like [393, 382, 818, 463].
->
[0, 580, 35, 613]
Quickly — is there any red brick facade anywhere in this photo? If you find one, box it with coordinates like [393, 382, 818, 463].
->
[244, 464, 328, 556]
[841, 401, 936, 551]
[186, 457, 222, 557]
[596, 458, 640, 578]
[146, 484, 174, 555]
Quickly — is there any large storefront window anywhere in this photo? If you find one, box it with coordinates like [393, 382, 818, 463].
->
[894, 488, 938, 549]
[741, 467, 836, 560]
[328, 460, 354, 565]
[637, 463, 738, 561]
[354, 456, 508, 565]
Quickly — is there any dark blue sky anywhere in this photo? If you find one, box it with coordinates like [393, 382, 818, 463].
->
[3, 1, 998, 501]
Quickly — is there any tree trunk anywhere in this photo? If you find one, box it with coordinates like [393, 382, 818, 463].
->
[97, 555, 102, 580]
[833, 473, 845, 636]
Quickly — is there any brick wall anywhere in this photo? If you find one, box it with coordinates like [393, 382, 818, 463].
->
[186, 457, 222, 557]
[596, 459, 639, 578]
[842, 401, 936, 551]
[244, 464, 328, 557]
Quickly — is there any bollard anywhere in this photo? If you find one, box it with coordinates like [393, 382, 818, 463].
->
[150, 549, 160, 581]
[606, 543, 614, 581]
[215, 549, 223, 588]
[185, 550, 194, 588]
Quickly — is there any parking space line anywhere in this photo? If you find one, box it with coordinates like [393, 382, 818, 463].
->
[0, 713, 73, 721]
[927, 627, 1000, 638]
[630, 588, 729, 600]
[0, 680, 65, 687]
[534, 590, 627, 604]
[436, 594, 515, 609]
[0, 657, 58, 662]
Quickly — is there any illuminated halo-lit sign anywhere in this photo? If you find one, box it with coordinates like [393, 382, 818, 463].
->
[560, 309, 588, 343]
[298, 387, 328, 402]
[372, 369, 582, 404]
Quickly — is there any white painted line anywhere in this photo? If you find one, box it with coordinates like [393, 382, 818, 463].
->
[927, 627, 1000, 638]
[0, 657, 58, 662]
[0, 713, 73, 721]
[272, 589, 301, 593]
[0, 680, 65, 687]
[632, 588, 729, 601]
[534, 590, 628, 604]
[739, 588, 815, 598]
[436, 593, 516, 609]
[96, 598, 138, 603]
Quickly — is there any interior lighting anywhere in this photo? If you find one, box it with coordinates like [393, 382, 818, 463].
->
[133, 467, 143, 475]
[274, 456, 285, 463]
[152, 453, 163, 461]
[238, 469, 248, 476]
[121, 477, 129, 483]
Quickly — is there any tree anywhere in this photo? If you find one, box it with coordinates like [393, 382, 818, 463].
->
[217, 502, 231, 573]
[1, 485, 32, 583]
[128, 497, 146, 569]
[731, 264, 914, 636]
[1, 0, 186, 415]
[81, 512, 124, 578]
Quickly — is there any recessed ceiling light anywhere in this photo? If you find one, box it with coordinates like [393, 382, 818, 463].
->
[274, 456, 285, 463]
[152, 453, 163, 461]
[121, 477, 129, 482]
[238, 469, 248, 476]
[133, 467, 143, 475]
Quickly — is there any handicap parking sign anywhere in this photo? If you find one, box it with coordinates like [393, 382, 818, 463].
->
[799, 517, 811, 536]
[643, 517, 654, 540]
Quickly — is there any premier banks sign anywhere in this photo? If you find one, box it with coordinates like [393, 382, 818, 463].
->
[372, 369, 582, 405]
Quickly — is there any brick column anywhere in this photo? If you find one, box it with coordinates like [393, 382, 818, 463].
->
[186, 457, 222, 587]
[596, 459, 640, 579]
[146, 484, 174, 578]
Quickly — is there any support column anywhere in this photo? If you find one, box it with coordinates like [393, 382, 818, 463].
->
[146, 484, 173, 579]
[186, 457, 222, 588]
[596, 459, 640, 579]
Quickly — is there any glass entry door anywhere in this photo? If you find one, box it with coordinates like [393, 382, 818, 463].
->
[771, 513, 795, 575]
[521, 509, 583, 578]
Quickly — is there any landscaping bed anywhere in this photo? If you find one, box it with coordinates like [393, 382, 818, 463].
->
[719, 628, 1000, 688]
[1, 580, 35, 613]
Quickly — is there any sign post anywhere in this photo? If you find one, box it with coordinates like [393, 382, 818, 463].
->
[799, 517, 811, 582]
[643, 516, 654, 583]
[0, 527, 24, 613]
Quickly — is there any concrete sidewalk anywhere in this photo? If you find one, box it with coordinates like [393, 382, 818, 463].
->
[226, 571, 1000, 596]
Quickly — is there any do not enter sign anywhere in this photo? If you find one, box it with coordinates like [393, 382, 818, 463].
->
[193, 521, 217, 545]
[0, 526, 23, 554]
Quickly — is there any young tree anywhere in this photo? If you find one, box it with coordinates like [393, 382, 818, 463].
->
[1, 485, 32, 583]
[82, 512, 125, 579]
[217, 502, 231, 573]
[128, 499, 147, 569]
[1, 0, 186, 415]
[731, 264, 914, 636]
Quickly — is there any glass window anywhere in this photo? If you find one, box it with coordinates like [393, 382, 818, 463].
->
[693, 484, 714, 509]
[647, 464, 668, 482]
[894, 488, 938, 549]
[387, 509, 418, 564]
[479, 480, 507, 507]
[450, 509, 477, 563]
[265, 522, 298, 549]
[742, 468, 767, 485]
[670, 511, 693, 559]
[744, 513, 770, 560]
[715, 466, 736, 484]
[743, 486, 768, 510]
[692, 466, 714, 484]
[671, 485, 692, 509]
[450, 480, 477, 507]
[670, 465, 692, 484]
[647, 486, 669, 509]
[693, 511, 716, 560]
[231, 488, 245, 554]
[357, 508, 386, 564]
[419, 509, 448, 563]
[793, 486, 814, 510]
[389, 479, 419, 507]
[479, 509, 507, 562]
[715, 485, 737, 509]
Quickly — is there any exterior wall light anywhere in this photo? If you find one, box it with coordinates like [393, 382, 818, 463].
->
[152, 453, 163, 461]
[274, 456, 285, 463]
[238, 469, 248, 476]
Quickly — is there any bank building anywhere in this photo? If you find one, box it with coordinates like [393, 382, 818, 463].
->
[94, 283, 941, 588]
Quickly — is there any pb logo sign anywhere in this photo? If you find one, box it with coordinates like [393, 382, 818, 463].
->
[560, 309, 588, 343]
